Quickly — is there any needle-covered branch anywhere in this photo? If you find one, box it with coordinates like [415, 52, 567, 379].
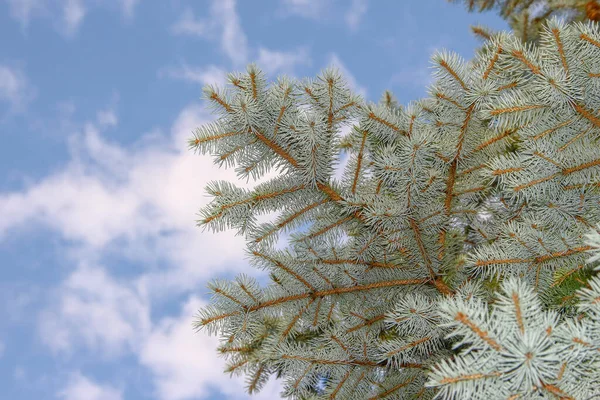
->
[191, 13, 600, 400]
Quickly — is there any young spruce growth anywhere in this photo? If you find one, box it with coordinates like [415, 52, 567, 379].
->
[192, 1, 600, 398]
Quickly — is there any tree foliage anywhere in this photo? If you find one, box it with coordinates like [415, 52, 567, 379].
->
[191, 2, 600, 398]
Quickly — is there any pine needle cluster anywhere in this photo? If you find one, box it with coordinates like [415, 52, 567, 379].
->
[190, 3, 600, 399]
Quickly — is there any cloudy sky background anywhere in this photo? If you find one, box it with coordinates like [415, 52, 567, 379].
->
[0, 1, 508, 399]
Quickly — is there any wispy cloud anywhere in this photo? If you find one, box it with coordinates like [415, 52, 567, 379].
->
[139, 296, 283, 400]
[0, 64, 36, 113]
[159, 51, 311, 90]
[96, 109, 118, 128]
[58, 372, 123, 400]
[171, 0, 248, 66]
[169, 0, 314, 83]
[1, 100, 283, 396]
[63, 0, 86, 35]
[0, 104, 255, 296]
[5, 0, 142, 35]
[171, 8, 208, 37]
[5, 0, 44, 28]
[215, 0, 248, 66]
[158, 64, 228, 87]
[255, 47, 312, 76]
[38, 263, 150, 357]
[120, 0, 140, 18]
[345, 0, 367, 30]
[280, 0, 363, 26]
[280, 0, 331, 19]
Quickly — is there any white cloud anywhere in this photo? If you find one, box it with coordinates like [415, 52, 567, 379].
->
[327, 53, 367, 98]
[169, 1, 313, 78]
[159, 64, 228, 87]
[38, 263, 150, 356]
[0, 141, 136, 248]
[213, 0, 247, 65]
[280, 0, 329, 19]
[171, 8, 208, 36]
[6, 0, 141, 35]
[172, 0, 248, 66]
[280, 0, 366, 29]
[0, 282, 42, 323]
[0, 102, 271, 298]
[120, 0, 140, 18]
[159, 48, 311, 98]
[0, 64, 35, 112]
[255, 47, 312, 76]
[14, 366, 25, 381]
[139, 296, 283, 400]
[5, 0, 44, 28]
[96, 110, 118, 128]
[63, 0, 86, 35]
[0, 97, 287, 397]
[345, 0, 367, 30]
[58, 372, 123, 400]
[1, 100, 284, 366]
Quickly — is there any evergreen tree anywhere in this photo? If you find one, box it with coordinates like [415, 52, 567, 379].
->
[452, 0, 600, 44]
[191, 2, 600, 398]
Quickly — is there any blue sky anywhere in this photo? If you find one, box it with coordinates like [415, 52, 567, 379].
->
[0, 1, 509, 399]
